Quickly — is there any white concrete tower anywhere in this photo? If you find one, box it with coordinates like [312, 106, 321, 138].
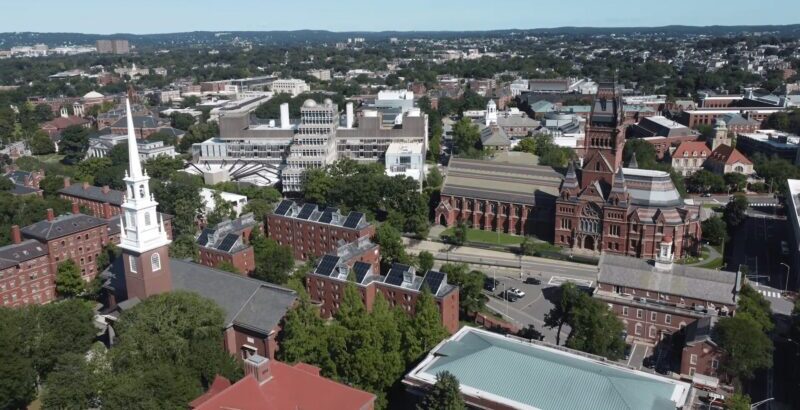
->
[485, 99, 498, 127]
[654, 235, 674, 272]
[118, 98, 172, 300]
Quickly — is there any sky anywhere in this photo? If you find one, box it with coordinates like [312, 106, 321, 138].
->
[2, 0, 800, 34]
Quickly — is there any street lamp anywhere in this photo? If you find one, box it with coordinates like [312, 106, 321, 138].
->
[780, 262, 790, 292]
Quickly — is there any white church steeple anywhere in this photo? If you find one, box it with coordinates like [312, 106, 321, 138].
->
[118, 98, 171, 254]
[485, 99, 498, 127]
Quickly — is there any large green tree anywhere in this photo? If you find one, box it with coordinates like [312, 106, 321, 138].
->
[440, 263, 485, 315]
[55, 259, 85, 298]
[724, 193, 748, 231]
[373, 224, 409, 269]
[452, 118, 481, 158]
[30, 130, 55, 155]
[418, 371, 465, 410]
[543, 282, 582, 346]
[58, 125, 90, 164]
[0, 309, 36, 410]
[713, 315, 773, 384]
[565, 294, 626, 360]
[701, 216, 728, 246]
[251, 230, 295, 284]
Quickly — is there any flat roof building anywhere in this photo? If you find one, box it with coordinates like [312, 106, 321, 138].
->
[404, 326, 692, 410]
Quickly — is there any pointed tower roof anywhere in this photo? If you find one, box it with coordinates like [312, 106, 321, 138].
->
[125, 99, 143, 178]
[562, 161, 579, 190]
[628, 152, 639, 169]
[611, 166, 627, 194]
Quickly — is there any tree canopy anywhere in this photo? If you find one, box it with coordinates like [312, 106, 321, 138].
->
[418, 371, 465, 410]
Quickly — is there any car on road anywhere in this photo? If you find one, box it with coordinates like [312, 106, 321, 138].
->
[701, 192, 712, 197]
[498, 290, 520, 302]
[524, 277, 542, 285]
[508, 287, 526, 298]
[484, 278, 499, 292]
[642, 356, 655, 369]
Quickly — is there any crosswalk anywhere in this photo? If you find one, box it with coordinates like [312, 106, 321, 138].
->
[758, 289, 781, 298]
[750, 203, 779, 207]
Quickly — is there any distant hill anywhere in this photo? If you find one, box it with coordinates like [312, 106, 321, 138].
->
[1, 25, 800, 49]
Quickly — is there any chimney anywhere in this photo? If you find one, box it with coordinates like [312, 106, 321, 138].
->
[345, 102, 354, 128]
[82, 181, 90, 190]
[63, 177, 71, 188]
[102, 202, 112, 219]
[243, 354, 271, 384]
[72, 203, 80, 215]
[46, 208, 54, 221]
[280, 103, 290, 129]
[11, 225, 21, 244]
[102, 185, 110, 194]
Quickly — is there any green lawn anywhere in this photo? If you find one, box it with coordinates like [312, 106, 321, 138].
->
[33, 153, 65, 163]
[698, 257, 724, 269]
[440, 227, 526, 246]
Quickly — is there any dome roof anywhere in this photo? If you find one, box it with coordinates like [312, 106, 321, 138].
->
[487, 99, 497, 107]
[302, 99, 317, 108]
[323, 98, 333, 106]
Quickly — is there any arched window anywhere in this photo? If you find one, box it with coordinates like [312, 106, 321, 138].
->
[151, 253, 161, 272]
[144, 212, 151, 226]
[734, 165, 743, 173]
[139, 184, 145, 198]
[128, 255, 137, 273]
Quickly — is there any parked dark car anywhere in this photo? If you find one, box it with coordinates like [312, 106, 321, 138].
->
[499, 290, 520, 302]
[484, 278, 499, 292]
[524, 277, 541, 285]
[624, 344, 633, 360]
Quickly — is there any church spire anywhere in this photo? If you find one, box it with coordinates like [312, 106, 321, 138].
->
[563, 161, 579, 190]
[125, 99, 143, 178]
[628, 152, 638, 169]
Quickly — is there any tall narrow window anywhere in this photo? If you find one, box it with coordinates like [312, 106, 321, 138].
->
[151, 253, 161, 272]
[144, 212, 151, 226]
[128, 255, 137, 273]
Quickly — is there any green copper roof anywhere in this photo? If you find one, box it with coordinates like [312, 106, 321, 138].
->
[414, 328, 688, 410]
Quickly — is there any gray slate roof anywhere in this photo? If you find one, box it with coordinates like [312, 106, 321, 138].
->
[59, 184, 125, 206]
[0, 240, 48, 270]
[598, 254, 739, 306]
[442, 157, 562, 206]
[110, 115, 159, 129]
[22, 213, 108, 241]
[104, 257, 296, 335]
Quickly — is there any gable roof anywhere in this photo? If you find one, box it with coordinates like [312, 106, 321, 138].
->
[21, 213, 108, 241]
[59, 184, 125, 206]
[673, 141, 711, 158]
[708, 145, 753, 166]
[479, 125, 511, 147]
[0, 240, 48, 270]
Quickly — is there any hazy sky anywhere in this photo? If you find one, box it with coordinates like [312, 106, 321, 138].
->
[3, 0, 799, 34]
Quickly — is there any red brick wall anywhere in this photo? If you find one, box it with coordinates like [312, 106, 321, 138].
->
[198, 246, 255, 274]
[0, 254, 55, 307]
[42, 224, 109, 284]
[681, 341, 721, 378]
[266, 214, 375, 261]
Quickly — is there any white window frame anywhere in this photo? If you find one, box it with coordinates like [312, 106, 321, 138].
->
[690, 354, 697, 365]
[128, 255, 137, 273]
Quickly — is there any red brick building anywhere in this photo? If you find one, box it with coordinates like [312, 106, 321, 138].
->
[435, 157, 562, 240]
[594, 240, 738, 344]
[680, 317, 722, 379]
[21, 205, 112, 283]
[0, 227, 54, 307]
[60, 178, 124, 218]
[267, 200, 375, 261]
[308, 258, 460, 334]
[190, 355, 375, 410]
[197, 214, 259, 274]
[554, 83, 702, 259]
[40, 116, 90, 138]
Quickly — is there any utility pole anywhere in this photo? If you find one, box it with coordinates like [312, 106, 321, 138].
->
[780, 263, 790, 292]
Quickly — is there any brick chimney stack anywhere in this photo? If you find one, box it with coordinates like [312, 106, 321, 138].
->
[72, 203, 80, 215]
[11, 225, 21, 244]
[63, 177, 71, 188]
[102, 185, 110, 194]
[243, 355, 271, 384]
[46, 208, 54, 221]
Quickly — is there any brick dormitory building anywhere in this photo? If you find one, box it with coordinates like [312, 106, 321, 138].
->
[594, 237, 739, 379]
[196, 213, 258, 274]
[267, 200, 459, 333]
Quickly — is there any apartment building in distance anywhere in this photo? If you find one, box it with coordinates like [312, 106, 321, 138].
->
[308, 258, 459, 333]
[270, 79, 310, 96]
[0, 227, 54, 307]
[188, 94, 428, 191]
[96, 39, 130, 54]
[266, 200, 376, 261]
[197, 214, 258, 274]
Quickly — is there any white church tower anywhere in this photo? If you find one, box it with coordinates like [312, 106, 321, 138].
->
[485, 99, 498, 127]
[118, 98, 173, 300]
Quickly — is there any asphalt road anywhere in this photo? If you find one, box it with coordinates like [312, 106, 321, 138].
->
[686, 193, 779, 206]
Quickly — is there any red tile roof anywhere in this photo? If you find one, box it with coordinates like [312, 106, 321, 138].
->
[192, 360, 375, 410]
[708, 145, 753, 165]
[673, 141, 711, 158]
[41, 116, 89, 130]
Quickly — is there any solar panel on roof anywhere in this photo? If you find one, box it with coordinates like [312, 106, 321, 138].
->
[197, 229, 212, 246]
[297, 203, 316, 220]
[274, 200, 292, 216]
[353, 262, 371, 284]
[384, 267, 405, 286]
[318, 207, 337, 224]
[343, 212, 363, 229]
[316, 255, 339, 277]
[218, 234, 239, 253]
[422, 271, 445, 295]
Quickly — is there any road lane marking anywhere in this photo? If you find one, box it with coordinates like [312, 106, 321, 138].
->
[626, 344, 637, 366]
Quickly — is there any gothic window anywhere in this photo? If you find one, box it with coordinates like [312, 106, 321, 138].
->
[139, 184, 145, 198]
[595, 162, 600, 171]
[490, 203, 497, 213]
[151, 253, 161, 272]
[128, 255, 137, 273]
[479, 202, 485, 212]
[735, 165, 743, 172]
[144, 212, 151, 226]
